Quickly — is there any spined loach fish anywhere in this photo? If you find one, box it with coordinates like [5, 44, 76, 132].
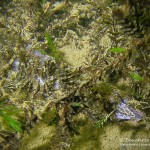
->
[115, 97, 146, 127]
[116, 99, 144, 121]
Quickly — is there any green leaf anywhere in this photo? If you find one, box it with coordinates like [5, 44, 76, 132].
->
[45, 32, 62, 61]
[0, 103, 23, 132]
[96, 111, 114, 128]
[96, 117, 106, 128]
[5, 115, 22, 132]
[70, 102, 84, 107]
[45, 32, 57, 52]
[109, 47, 126, 53]
[130, 72, 144, 81]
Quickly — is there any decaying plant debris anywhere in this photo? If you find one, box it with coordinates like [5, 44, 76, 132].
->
[0, 0, 150, 149]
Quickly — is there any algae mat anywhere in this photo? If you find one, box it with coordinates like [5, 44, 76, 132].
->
[0, 0, 150, 150]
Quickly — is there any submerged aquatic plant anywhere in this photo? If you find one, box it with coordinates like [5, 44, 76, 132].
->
[109, 47, 126, 53]
[96, 111, 114, 128]
[45, 32, 62, 61]
[130, 72, 144, 81]
[70, 102, 84, 107]
[0, 102, 23, 132]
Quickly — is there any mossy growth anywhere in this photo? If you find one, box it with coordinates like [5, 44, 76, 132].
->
[20, 105, 59, 150]
[20, 122, 57, 150]
[41, 105, 59, 126]
[95, 82, 114, 96]
[87, 82, 128, 114]
[90, 82, 115, 103]
[70, 114, 103, 150]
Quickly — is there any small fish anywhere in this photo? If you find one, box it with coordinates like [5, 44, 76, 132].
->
[116, 99, 144, 121]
